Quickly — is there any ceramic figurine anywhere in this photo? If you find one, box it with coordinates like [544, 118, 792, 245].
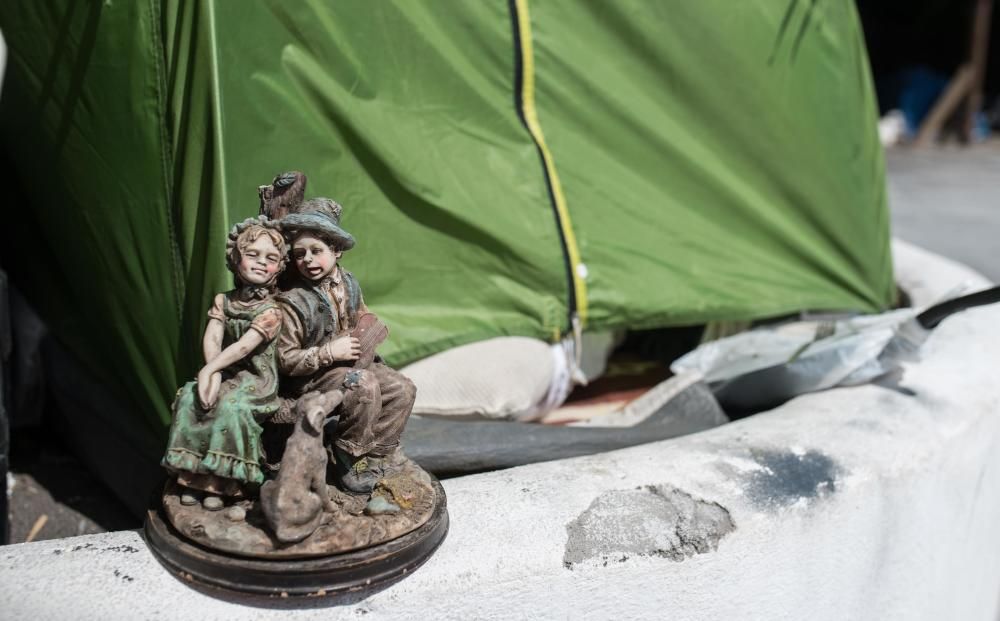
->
[161, 216, 286, 510]
[276, 198, 416, 497]
[259, 170, 307, 221]
[259, 389, 343, 543]
[146, 175, 447, 598]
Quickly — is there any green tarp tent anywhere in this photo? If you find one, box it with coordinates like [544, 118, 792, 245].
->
[0, 1, 891, 442]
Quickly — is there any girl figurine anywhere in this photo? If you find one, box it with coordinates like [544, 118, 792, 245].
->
[162, 216, 286, 511]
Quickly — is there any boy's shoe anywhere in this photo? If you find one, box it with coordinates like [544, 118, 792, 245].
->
[333, 446, 385, 494]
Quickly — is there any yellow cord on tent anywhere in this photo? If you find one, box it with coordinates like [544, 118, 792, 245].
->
[513, 0, 589, 329]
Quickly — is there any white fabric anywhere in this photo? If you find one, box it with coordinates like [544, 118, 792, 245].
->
[400, 329, 619, 422]
[401, 337, 555, 421]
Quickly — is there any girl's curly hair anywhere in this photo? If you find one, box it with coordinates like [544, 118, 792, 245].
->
[225, 216, 287, 283]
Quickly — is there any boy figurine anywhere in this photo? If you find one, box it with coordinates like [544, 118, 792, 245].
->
[276, 198, 416, 494]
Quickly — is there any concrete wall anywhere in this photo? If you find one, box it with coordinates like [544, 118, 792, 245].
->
[1, 243, 998, 620]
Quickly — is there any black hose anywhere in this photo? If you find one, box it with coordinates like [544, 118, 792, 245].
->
[917, 286, 1000, 329]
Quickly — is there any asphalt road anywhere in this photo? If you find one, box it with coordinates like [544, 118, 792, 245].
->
[888, 142, 1000, 283]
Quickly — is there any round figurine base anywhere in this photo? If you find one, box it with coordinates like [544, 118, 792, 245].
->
[144, 479, 448, 598]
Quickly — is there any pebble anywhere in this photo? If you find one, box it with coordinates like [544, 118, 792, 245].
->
[365, 495, 400, 515]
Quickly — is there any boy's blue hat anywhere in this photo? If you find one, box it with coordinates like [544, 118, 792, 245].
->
[281, 197, 355, 251]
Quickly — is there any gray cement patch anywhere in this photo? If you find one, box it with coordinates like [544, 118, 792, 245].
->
[563, 485, 735, 568]
[744, 449, 839, 508]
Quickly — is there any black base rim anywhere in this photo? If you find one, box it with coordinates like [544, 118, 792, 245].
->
[144, 478, 448, 598]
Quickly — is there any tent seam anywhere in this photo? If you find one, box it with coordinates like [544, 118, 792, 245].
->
[149, 0, 184, 325]
[204, 0, 230, 226]
[510, 0, 588, 331]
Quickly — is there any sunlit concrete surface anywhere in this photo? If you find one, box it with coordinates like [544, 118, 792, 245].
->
[0, 243, 997, 620]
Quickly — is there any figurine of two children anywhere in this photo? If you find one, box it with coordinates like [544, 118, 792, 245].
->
[161, 197, 416, 514]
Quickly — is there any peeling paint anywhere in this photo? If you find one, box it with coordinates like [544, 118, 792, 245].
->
[563, 485, 735, 568]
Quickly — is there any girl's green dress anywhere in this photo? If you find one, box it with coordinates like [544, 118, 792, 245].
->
[162, 293, 282, 489]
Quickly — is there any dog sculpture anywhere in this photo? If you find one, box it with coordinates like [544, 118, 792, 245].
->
[260, 390, 342, 543]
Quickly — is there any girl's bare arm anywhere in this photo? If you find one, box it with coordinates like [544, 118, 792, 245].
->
[197, 329, 265, 409]
[203, 318, 225, 364]
[202, 329, 265, 376]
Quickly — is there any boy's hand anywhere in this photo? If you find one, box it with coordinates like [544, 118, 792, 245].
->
[329, 336, 361, 361]
[197, 369, 222, 410]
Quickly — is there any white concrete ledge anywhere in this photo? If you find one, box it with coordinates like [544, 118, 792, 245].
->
[3, 244, 999, 620]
